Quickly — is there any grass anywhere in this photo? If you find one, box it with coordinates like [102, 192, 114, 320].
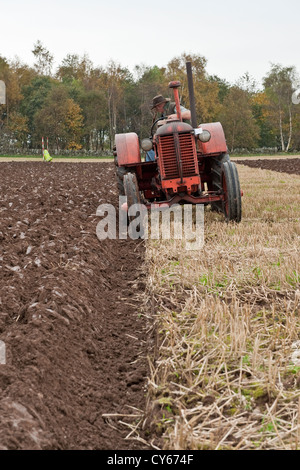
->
[231, 152, 300, 158]
[1, 153, 299, 161]
[141, 164, 300, 450]
[0, 155, 113, 161]
[0, 154, 113, 162]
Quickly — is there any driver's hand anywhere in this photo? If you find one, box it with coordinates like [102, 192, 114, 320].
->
[167, 114, 178, 120]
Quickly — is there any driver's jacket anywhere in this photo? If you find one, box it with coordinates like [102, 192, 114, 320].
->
[163, 101, 190, 123]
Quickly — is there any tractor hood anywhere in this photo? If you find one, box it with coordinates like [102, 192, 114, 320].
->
[155, 120, 193, 136]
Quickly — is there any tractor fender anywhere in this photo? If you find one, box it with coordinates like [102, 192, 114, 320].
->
[115, 132, 141, 166]
[197, 122, 227, 155]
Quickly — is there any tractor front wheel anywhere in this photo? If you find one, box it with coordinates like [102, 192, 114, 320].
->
[221, 161, 242, 223]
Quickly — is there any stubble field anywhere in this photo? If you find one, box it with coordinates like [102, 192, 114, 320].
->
[145, 159, 300, 449]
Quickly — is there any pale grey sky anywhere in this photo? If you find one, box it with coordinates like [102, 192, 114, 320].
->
[1, 0, 300, 86]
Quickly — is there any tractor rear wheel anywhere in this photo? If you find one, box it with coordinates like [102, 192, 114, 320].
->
[221, 161, 242, 222]
[124, 172, 141, 209]
[113, 146, 131, 196]
[116, 165, 128, 195]
[210, 153, 230, 213]
[114, 152, 128, 196]
[123, 172, 145, 238]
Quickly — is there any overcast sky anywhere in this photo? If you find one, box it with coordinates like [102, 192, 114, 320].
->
[1, 0, 300, 87]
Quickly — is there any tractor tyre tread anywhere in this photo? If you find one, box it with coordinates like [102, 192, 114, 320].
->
[210, 153, 230, 212]
[221, 161, 242, 223]
[114, 156, 132, 196]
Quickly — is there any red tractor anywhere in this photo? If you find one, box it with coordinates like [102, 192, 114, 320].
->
[114, 62, 242, 223]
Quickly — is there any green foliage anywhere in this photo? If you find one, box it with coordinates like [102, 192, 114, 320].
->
[288, 365, 300, 375]
[252, 266, 262, 279]
[286, 270, 300, 287]
[20, 76, 53, 144]
[208, 74, 231, 103]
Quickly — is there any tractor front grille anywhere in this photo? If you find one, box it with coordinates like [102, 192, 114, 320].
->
[159, 133, 198, 179]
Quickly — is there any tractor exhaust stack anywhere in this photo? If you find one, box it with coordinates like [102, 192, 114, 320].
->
[168, 80, 182, 121]
[186, 61, 198, 128]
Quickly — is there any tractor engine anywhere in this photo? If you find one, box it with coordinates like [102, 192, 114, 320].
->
[154, 120, 200, 197]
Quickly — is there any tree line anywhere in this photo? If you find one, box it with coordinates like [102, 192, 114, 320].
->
[0, 41, 300, 153]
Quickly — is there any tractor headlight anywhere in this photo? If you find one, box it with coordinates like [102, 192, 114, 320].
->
[198, 129, 211, 143]
[141, 138, 153, 151]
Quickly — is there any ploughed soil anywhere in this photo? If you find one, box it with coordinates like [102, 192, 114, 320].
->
[0, 162, 153, 450]
[236, 157, 300, 175]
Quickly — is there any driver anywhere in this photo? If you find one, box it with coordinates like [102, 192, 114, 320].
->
[151, 94, 191, 122]
[145, 95, 191, 161]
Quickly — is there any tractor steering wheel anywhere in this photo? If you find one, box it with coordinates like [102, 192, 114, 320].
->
[150, 116, 167, 136]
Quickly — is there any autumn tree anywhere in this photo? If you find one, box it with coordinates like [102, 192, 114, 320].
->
[104, 61, 133, 148]
[57, 54, 112, 150]
[57, 53, 93, 83]
[218, 86, 260, 151]
[5, 59, 36, 140]
[78, 88, 108, 150]
[64, 99, 83, 149]
[0, 56, 25, 126]
[166, 53, 206, 103]
[7, 112, 29, 147]
[252, 91, 277, 148]
[57, 54, 82, 82]
[3, 42, 300, 153]
[290, 98, 300, 149]
[32, 40, 54, 76]
[166, 53, 221, 124]
[0, 60, 30, 148]
[0, 57, 9, 126]
[10, 58, 36, 90]
[133, 64, 168, 138]
[263, 64, 299, 152]
[208, 75, 231, 103]
[20, 76, 53, 146]
[34, 86, 84, 150]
